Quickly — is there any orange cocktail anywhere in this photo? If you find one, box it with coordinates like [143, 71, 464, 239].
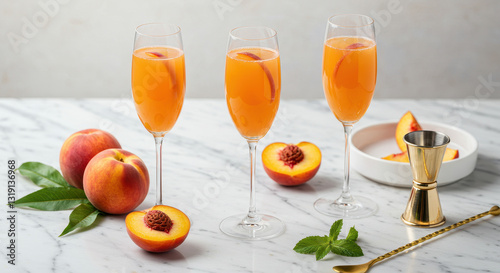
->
[323, 36, 377, 123]
[225, 47, 281, 139]
[314, 15, 378, 219]
[132, 46, 186, 135]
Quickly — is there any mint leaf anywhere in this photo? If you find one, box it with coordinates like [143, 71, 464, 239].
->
[293, 236, 329, 254]
[329, 219, 343, 240]
[331, 239, 364, 257]
[14, 187, 89, 210]
[294, 219, 363, 260]
[59, 203, 101, 237]
[17, 162, 70, 188]
[346, 226, 358, 242]
[315, 244, 331, 261]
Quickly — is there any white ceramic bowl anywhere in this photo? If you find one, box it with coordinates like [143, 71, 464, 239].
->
[351, 121, 478, 187]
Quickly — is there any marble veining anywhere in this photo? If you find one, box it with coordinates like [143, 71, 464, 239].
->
[0, 99, 499, 272]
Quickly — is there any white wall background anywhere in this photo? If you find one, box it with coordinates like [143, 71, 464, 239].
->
[1, 0, 499, 99]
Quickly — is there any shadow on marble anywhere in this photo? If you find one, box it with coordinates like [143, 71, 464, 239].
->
[137, 248, 187, 261]
[306, 175, 340, 192]
[275, 182, 317, 194]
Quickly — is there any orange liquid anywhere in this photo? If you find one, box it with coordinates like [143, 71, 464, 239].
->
[225, 47, 281, 139]
[323, 36, 377, 123]
[132, 46, 185, 135]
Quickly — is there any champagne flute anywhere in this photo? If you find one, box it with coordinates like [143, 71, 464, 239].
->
[220, 26, 285, 240]
[131, 23, 185, 205]
[314, 15, 378, 218]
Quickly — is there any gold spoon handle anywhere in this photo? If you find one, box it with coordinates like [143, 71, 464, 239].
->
[371, 205, 500, 264]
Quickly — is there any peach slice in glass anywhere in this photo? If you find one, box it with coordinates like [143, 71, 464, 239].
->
[237, 51, 276, 102]
[145, 51, 177, 88]
[333, 42, 367, 77]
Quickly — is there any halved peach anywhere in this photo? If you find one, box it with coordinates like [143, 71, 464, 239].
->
[126, 205, 190, 252]
[382, 148, 459, 162]
[395, 111, 422, 152]
[262, 142, 321, 186]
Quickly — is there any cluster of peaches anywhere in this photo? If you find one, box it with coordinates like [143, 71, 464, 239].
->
[382, 111, 459, 162]
[59, 129, 189, 252]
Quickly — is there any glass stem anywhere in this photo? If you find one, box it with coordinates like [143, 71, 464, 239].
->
[154, 136, 164, 206]
[341, 124, 353, 201]
[247, 140, 258, 220]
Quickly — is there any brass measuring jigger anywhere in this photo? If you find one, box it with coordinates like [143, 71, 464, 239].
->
[401, 130, 450, 227]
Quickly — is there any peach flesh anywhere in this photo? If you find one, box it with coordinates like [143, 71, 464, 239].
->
[126, 205, 190, 252]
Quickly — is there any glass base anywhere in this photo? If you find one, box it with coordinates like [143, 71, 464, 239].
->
[220, 213, 285, 240]
[314, 195, 377, 219]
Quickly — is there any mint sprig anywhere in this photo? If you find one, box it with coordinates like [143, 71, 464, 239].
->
[12, 161, 101, 236]
[294, 219, 363, 260]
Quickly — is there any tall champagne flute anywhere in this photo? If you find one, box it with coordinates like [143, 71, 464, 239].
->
[220, 26, 285, 239]
[131, 23, 185, 205]
[314, 15, 378, 218]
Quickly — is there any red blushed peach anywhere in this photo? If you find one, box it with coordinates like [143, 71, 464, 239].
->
[262, 142, 321, 186]
[395, 111, 422, 152]
[83, 149, 149, 214]
[126, 205, 190, 252]
[60, 129, 121, 189]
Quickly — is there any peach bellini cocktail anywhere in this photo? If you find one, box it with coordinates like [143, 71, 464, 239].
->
[132, 46, 185, 134]
[323, 36, 376, 123]
[314, 14, 378, 219]
[220, 26, 284, 240]
[131, 23, 186, 206]
[225, 47, 280, 138]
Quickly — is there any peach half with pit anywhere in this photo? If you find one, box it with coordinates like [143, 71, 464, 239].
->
[262, 142, 321, 186]
[60, 129, 121, 189]
[126, 205, 190, 252]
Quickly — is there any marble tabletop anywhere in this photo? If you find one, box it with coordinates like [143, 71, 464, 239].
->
[0, 99, 499, 273]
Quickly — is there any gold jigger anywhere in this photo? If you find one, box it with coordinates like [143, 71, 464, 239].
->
[401, 131, 450, 227]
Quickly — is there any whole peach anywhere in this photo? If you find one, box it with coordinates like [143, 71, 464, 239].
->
[60, 129, 121, 189]
[83, 149, 149, 214]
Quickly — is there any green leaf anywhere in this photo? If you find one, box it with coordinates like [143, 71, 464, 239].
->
[331, 239, 364, 257]
[329, 219, 343, 240]
[293, 236, 329, 254]
[13, 187, 89, 210]
[346, 226, 358, 242]
[315, 244, 331, 261]
[59, 203, 100, 237]
[17, 162, 70, 188]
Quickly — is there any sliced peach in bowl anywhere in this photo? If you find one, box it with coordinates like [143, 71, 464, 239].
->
[126, 205, 190, 252]
[382, 148, 459, 163]
[395, 111, 422, 152]
[382, 151, 409, 162]
[262, 142, 321, 186]
[443, 148, 459, 161]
